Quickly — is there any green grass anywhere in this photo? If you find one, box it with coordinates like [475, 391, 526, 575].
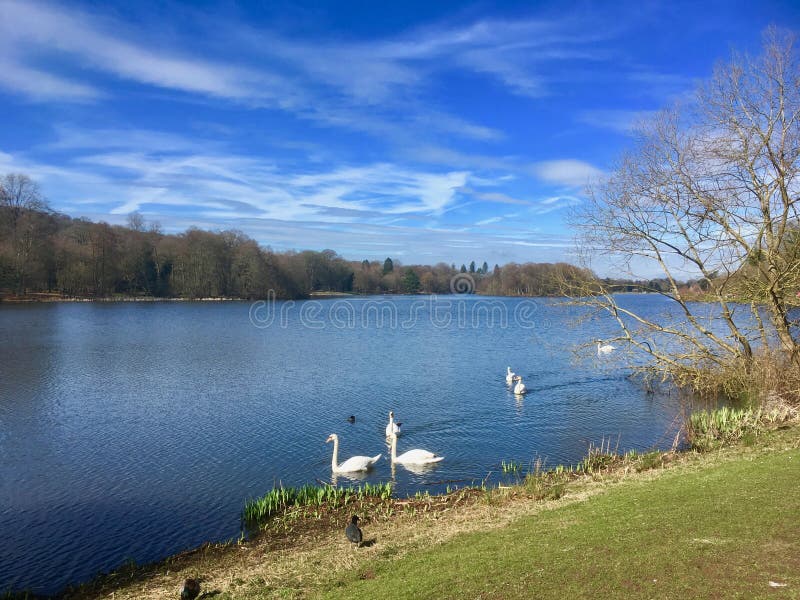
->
[322, 447, 800, 599]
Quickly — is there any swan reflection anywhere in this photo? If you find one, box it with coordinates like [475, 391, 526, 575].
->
[330, 470, 372, 486]
[391, 460, 443, 476]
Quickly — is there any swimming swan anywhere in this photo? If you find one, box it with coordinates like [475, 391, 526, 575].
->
[597, 341, 616, 355]
[506, 366, 516, 384]
[326, 434, 381, 473]
[513, 376, 527, 395]
[385, 411, 402, 437]
[389, 433, 444, 465]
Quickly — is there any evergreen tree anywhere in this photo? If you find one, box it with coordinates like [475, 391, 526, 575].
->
[401, 268, 420, 293]
[469, 261, 476, 273]
[383, 257, 394, 274]
[460, 264, 467, 273]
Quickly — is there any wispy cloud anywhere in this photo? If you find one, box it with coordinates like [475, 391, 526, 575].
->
[0, 1, 282, 102]
[458, 187, 532, 206]
[46, 126, 215, 153]
[15, 137, 473, 223]
[0, 0, 633, 148]
[532, 195, 582, 214]
[378, 16, 618, 98]
[530, 159, 604, 188]
[576, 109, 658, 134]
[0, 57, 100, 101]
[0, 0, 509, 144]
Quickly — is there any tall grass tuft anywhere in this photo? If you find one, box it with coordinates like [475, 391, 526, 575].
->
[242, 482, 393, 527]
[687, 406, 765, 451]
[523, 474, 569, 501]
[685, 400, 797, 451]
[523, 458, 570, 500]
[576, 437, 619, 474]
[678, 350, 800, 406]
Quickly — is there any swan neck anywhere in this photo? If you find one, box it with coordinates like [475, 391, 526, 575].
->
[331, 437, 339, 470]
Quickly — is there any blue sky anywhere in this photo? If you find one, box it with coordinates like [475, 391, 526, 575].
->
[2, 0, 799, 276]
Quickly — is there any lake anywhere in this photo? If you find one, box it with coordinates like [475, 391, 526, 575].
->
[0, 295, 689, 594]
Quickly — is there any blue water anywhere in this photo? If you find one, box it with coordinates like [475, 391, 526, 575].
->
[0, 295, 689, 594]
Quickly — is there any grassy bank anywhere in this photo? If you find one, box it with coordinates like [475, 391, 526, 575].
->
[325, 435, 799, 599]
[29, 417, 795, 600]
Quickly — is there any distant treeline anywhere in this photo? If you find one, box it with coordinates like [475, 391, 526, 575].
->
[599, 277, 709, 294]
[0, 173, 597, 300]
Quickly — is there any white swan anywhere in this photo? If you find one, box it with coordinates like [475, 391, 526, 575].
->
[505, 366, 516, 384]
[389, 433, 443, 465]
[513, 376, 527, 395]
[326, 434, 381, 473]
[385, 411, 402, 437]
[597, 341, 616, 355]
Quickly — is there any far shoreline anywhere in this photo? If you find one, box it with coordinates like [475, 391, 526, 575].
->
[0, 290, 670, 304]
[0, 295, 249, 303]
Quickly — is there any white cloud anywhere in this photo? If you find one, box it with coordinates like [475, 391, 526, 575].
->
[410, 111, 505, 142]
[530, 159, 604, 187]
[0, 0, 291, 105]
[21, 142, 469, 222]
[0, 1, 507, 144]
[0, 57, 99, 101]
[576, 109, 658, 134]
[378, 17, 612, 98]
[0, 1, 631, 151]
[47, 126, 209, 153]
[499, 240, 573, 248]
[458, 187, 532, 206]
[532, 195, 582, 214]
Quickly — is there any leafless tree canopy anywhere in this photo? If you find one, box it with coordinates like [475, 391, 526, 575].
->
[573, 28, 800, 375]
[0, 174, 46, 215]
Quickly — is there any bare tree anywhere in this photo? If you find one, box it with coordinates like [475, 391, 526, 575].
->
[0, 173, 49, 293]
[126, 211, 145, 232]
[571, 28, 800, 386]
[0, 174, 46, 218]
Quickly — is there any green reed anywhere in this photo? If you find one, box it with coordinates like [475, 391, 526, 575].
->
[242, 482, 393, 526]
[687, 406, 764, 451]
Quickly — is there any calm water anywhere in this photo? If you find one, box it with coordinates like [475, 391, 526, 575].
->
[1, 295, 688, 594]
